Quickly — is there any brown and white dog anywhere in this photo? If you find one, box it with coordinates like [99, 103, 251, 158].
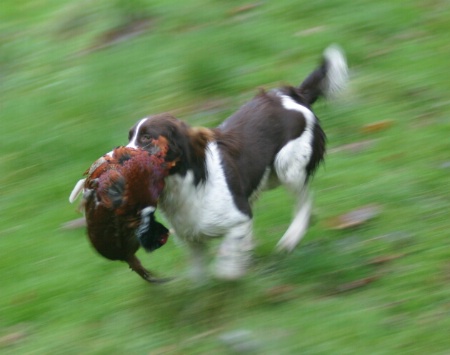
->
[127, 46, 347, 280]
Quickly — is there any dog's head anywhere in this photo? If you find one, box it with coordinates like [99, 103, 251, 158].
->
[127, 113, 189, 161]
[127, 113, 214, 184]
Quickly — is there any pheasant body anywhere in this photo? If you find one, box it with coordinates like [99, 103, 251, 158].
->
[71, 138, 174, 283]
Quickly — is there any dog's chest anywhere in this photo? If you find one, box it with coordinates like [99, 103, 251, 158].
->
[159, 142, 249, 240]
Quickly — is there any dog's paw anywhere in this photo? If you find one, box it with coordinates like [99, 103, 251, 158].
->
[214, 263, 248, 280]
[276, 234, 299, 253]
[213, 252, 250, 280]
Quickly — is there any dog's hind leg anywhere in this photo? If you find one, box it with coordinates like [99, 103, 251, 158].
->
[273, 92, 319, 252]
[214, 219, 254, 280]
[274, 135, 314, 252]
[276, 186, 312, 252]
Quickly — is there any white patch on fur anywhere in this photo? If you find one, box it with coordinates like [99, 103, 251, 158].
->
[274, 94, 315, 251]
[274, 94, 315, 190]
[127, 117, 148, 148]
[323, 45, 348, 98]
[159, 141, 253, 279]
[160, 142, 250, 239]
[69, 178, 86, 203]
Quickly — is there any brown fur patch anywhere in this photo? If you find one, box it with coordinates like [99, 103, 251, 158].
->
[188, 127, 215, 160]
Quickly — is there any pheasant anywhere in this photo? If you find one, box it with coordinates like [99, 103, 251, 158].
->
[69, 137, 175, 283]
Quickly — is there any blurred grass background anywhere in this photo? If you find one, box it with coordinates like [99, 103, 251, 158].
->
[1, 0, 450, 354]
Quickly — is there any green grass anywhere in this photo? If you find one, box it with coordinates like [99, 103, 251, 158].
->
[1, 0, 450, 353]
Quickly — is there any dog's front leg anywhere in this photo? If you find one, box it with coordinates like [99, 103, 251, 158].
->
[186, 240, 208, 283]
[214, 220, 254, 280]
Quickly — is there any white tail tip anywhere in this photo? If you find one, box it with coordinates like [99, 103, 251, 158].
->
[323, 44, 348, 98]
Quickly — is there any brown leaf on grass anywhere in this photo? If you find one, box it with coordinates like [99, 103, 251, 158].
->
[96, 18, 153, 45]
[186, 328, 223, 343]
[361, 120, 394, 134]
[0, 331, 27, 347]
[11, 291, 38, 306]
[328, 139, 377, 154]
[148, 345, 180, 355]
[294, 26, 326, 37]
[331, 275, 380, 295]
[326, 204, 382, 230]
[365, 48, 392, 59]
[60, 217, 86, 230]
[228, 3, 262, 16]
[442, 262, 450, 282]
[149, 328, 223, 354]
[378, 153, 406, 163]
[367, 253, 405, 266]
[265, 285, 296, 303]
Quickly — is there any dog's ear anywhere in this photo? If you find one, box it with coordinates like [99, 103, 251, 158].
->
[128, 113, 186, 162]
[182, 127, 214, 185]
[145, 114, 213, 184]
[188, 127, 214, 161]
[164, 122, 213, 164]
[153, 115, 191, 163]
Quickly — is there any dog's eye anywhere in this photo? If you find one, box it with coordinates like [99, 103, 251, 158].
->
[141, 134, 152, 142]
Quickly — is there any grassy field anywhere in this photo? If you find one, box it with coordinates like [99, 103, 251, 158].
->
[1, 0, 450, 354]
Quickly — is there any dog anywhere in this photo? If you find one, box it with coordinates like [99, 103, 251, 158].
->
[126, 45, 347, 280]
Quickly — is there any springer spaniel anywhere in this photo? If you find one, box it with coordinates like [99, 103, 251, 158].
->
[127, 45, 347, 280]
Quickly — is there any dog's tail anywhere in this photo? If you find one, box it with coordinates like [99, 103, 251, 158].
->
[298, 45, 348, 106]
